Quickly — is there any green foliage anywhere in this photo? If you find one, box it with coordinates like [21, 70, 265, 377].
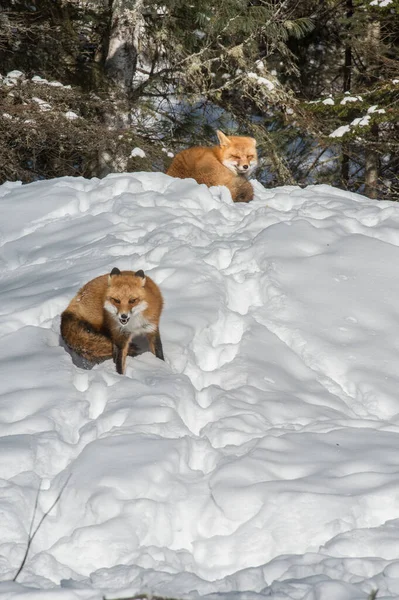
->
[1, 0, 399, 198]
[0, 0, 110, 89]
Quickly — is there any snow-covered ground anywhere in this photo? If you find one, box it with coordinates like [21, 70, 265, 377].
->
[1, 173, 399, 600]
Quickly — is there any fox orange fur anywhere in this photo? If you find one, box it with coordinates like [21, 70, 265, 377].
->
[167, 130, 257, 203]
[61, 268, 164, 374]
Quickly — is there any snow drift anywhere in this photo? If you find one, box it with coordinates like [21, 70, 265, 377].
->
[1, 173, 399, 600]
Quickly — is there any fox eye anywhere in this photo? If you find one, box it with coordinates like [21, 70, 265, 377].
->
[248, 155, 254, 160]
[129, 298, 137, 304]
[231, 155, 240, 160]
[112, 298, 121, 304]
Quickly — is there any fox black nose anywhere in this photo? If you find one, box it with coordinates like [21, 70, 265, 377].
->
[243, 164, 249, 170]
[121, 313, 129, 320]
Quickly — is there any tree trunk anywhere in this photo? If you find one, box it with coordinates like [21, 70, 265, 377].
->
[364, 124, 379, 199]
[343, 0, 353, 93]
[341, 145, 350, 190]
[341, 0, 353, 189]
[363, 20, 381, 199]
[365, 21, 381, 78]
[105, 0, 145, 97]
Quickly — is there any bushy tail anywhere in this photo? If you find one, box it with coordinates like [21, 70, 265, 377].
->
[230, 178, 254, 203]
[61, 311, 113, 362]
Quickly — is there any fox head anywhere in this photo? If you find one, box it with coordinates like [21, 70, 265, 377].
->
[216, 130, 257, 176]
[104, 268, 147, 326]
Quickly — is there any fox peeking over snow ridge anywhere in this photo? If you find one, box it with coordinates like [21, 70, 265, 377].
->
[167, 130, 258, 203]
[61, 268, 164, 375]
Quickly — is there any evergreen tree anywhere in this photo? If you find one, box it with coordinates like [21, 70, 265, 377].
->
[300, 0, 399, 199]
[1, 0, 398, 200]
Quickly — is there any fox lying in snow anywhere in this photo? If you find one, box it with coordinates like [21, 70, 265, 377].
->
[61, 268, 164, 375]
[167, 130, 258, 203]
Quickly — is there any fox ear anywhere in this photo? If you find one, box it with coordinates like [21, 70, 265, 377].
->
[108, 267, 120, 285]
[216, 130, 230, 147]
[135, 270, 146, 286]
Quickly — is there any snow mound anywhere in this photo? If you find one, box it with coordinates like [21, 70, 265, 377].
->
[1, 172, 399, 600]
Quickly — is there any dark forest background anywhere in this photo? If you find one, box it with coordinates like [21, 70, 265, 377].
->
[1, 0, 399, 199]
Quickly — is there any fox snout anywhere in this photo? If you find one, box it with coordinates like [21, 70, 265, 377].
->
[236, 163, 253, 176]
[223, 157, 256, 176]
[119, 313, 130, 325]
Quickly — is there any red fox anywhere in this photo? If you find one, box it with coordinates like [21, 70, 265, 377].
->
[167, 130, 257, 203]
[61, 268, 164, 375]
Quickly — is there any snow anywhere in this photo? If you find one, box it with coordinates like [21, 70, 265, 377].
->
[130, 148, 146, 158]
[351, 115, 371, 127]
[330, 105, 384, 137]
[370, 0, 393, 6]
[329, 125, 351, 138]
[368, 106, 385, 115]
[340, 96, 362, 105]
[0, 72, 71, 91]
[1, 173, 399, 600]
[247, 72, 275, 91]
[3, 71, 25, 86]
[31, 76, 68, 88]
[65, 112, 79, 120]
[32, 98, 52, 112]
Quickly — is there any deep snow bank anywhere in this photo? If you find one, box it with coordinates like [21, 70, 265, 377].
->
[1, 173, 399, 599]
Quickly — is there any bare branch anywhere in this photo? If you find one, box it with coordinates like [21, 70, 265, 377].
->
[13, 475, 71, 582]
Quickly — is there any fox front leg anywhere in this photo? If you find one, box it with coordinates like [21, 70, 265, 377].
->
[113, 344, 124, 374]
[148, 330, 164, 361]
[112, 343, 118, 365]
[113, 342, 131, 375]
